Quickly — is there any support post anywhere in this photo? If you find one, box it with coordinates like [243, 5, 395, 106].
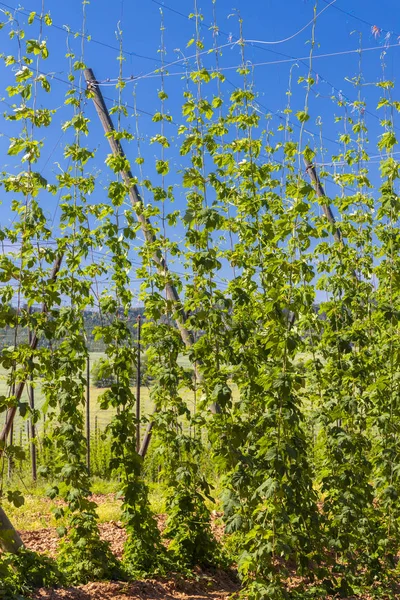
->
[304, 159, 343, 243]
[84, 69, 221, 458]
[86, 355, 91, 475]
[28, 306, 37, 483]
[0, 253, 62, 554]
[135, 315, 141, 454]
[0, 507, 24, 553]
[84, 69, 194, 349]
[0, 253, 63, 451]
[304, 159, 357, 282]
[7, 421, 13, 481]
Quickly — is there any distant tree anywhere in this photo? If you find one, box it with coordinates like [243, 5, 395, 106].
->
[91, 354, 150, 388]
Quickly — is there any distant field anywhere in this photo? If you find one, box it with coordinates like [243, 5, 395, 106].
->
[0, 351, 200, 445]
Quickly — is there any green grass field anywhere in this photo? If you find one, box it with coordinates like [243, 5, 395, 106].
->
[0, 352, 200, 445]
[0, 351, 235, 531]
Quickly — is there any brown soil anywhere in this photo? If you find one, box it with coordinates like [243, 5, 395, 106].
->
[19, 517, 396, 600]
[20, 522, 127, 560]
[19, 501, 239, 600]
[32, 571, 239, 600]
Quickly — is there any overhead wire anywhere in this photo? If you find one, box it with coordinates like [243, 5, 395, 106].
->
[0, 0, 391, 297]
[0, 0, 167, 66]
[1, 0, 391, 138]
[321, 0, 400, 39]
[98, 0, 337, 84]
[1, 0, 392, 146]
[145, 1, 395, 157]
[150, 0, 400, 137]
[128, 42, 400, 82]
[243, 1, 337, 46]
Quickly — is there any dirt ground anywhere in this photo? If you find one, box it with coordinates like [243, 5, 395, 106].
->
[32, 574, 239, 600]
[19, 505, 239, 600]
[21, 522, 127, 560]
[17, 496, 393, 599]
[18, 519, 396, 600]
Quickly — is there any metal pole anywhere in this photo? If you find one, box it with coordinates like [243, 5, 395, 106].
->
[86, 355, 91, 475]
[94, 414, 98, 472]
[136, 315, 141, 453]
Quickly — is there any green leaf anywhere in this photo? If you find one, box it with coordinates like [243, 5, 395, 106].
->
[296, 110, 309, 123]
[7, 490, 24, 508]
[156, 159, 169, 175]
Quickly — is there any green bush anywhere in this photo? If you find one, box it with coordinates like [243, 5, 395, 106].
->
[91, 354, 151, 388]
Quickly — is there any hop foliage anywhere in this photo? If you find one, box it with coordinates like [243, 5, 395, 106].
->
[0, 549, 63, 598]
[3, 4, 400, 599]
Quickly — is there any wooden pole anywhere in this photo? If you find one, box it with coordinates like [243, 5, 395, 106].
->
[0, 253, 63, 450]
[84, 69, 221, 458]
[304, 159, 358, 283]
[7, 419, 13, 481]
[86, 355, 91, 475]
[6, 381, 15, 481]
[28, 306, 37, 483]
[0, 507, 24, 553]
[84, 69, 195, 350]
[18, 426, 23, 471]
[304, 159, 343, 244]
[135, 315, 141, 454]
[0, 253, 62, 554]
[139, 420, 153, 458]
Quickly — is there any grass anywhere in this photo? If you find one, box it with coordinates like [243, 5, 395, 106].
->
[1, 477, 173, 531]
[1, 477, 220, 532]
[5, 494, 57, 531]
[0, 352, 153, 446]
[0, 350, 232, 533]
[1, 477, 121, 531]
[0, 352, 202, 441]
[96, 499, 122, 524]
[2, 494, 123, 531]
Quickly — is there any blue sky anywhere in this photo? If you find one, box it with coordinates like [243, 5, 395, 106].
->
[0, 0, 399, 302]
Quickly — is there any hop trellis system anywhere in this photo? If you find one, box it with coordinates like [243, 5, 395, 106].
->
[1, 0, 400, 598]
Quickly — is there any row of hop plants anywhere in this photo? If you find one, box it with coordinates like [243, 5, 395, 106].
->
[2, 2, 400, 599]
[3, 420, 114, 482]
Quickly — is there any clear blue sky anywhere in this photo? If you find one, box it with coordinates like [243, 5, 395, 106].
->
[0, 0, 399, 300]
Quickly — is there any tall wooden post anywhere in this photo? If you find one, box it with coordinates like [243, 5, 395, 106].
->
[7, 381, 15, 480]
[28, 306, 37, 482]
[0, 508, 24, 553]
[0, 253, 63, 450]
[0, 253, 63, 554]
[86, 355, 91, 475]
[7, 421, 13, 481]
[304, 159, 343, 244]
[304, 159, 356, 282]
[84, 69, 221, 457]
[136, 315, 141, 453]
[84, 69, 194, 345]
